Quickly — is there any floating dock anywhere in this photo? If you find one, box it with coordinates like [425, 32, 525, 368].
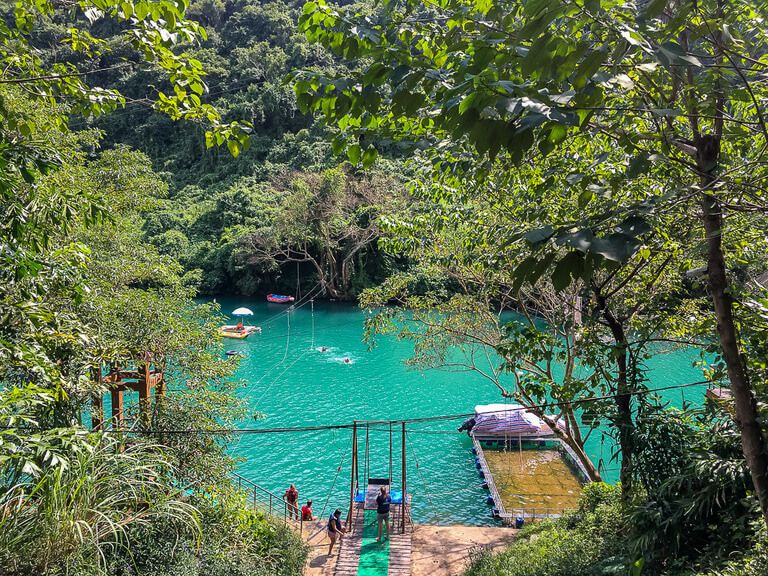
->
[471, 434, 590, 525]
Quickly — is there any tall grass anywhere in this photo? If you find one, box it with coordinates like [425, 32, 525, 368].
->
[0, 434, 200, 575]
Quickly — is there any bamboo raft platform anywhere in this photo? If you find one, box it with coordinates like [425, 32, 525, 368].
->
[471, 434, 589, 525]
[334, 494, 412, 576]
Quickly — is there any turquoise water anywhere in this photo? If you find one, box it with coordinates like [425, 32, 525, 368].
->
[213, 297, 707, 526]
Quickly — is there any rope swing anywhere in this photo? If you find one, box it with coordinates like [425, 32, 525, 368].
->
[310, 298, 315, 349]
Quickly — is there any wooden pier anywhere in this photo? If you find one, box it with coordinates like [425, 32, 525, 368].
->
[334, 497, 412, 576]
[334, 503, 366, 576]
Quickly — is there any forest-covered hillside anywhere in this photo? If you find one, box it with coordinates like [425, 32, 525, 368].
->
[80, 0, 403, 296]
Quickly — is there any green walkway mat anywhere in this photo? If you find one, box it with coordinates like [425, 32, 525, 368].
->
[357, 509, 390, 576]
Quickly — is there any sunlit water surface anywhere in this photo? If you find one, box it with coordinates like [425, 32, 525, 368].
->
[209, 298, 706, 526]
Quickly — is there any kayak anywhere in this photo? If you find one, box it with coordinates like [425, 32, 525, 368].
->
[266, 294, 295, 304]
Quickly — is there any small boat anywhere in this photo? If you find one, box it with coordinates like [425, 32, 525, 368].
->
[266, 293, 295, 304]
[218, 325, 261, 339]
[459, 403, 565, 439]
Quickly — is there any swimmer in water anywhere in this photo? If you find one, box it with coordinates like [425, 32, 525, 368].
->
[320, 346, 328, 352]
[343, 357, 351, 364]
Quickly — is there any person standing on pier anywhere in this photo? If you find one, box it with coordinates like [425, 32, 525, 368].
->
[376, 486, 391, 543]
[327, 509, 346, 555]
[284, 484, 299, 520]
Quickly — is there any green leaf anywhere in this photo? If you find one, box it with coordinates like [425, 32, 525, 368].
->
[347, 144, 362, 164]
[331, 136, 346, 155]
[362, 147, 377, 169]
[626, 155, 650, 178]
[573, 50, 605, 89]
[459, 92, 477, 115]
[524, 225, 555, 246]
[511, 256, 537, 293]
[551, 251, 584, 291]
[578, 189, 593, 208]
[643, 0, 667, 18]
[226, 139, 241, 157]
[590, 234, 641, 262]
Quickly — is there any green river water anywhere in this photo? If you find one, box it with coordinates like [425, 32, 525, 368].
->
[211, 297, 708, 526]
[212, 298, 706, 525]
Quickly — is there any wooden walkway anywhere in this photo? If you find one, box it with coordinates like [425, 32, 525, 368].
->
[335, 504, 366, 576]
[333, 501, 413, 576]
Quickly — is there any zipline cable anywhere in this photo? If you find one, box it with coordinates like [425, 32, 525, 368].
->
[252, 346, 312, 410]
[248, 311, 294, 390]
[61, 378, 715, 436]
[310, 298, 315, 350]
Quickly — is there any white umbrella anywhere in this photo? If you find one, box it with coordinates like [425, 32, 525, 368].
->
[231, 307, 254, 316]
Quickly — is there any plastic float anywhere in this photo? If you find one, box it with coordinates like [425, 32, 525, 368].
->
[266, 293, 295, 304]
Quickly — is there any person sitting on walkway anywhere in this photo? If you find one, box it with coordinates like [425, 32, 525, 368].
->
[327, 509, 346, 555]
[376, 486, 391, 543]
[284, 484, 299, 520]
[301, 500, 314, 521]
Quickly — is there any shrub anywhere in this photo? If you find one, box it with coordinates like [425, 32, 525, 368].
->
[103, 493, 308, 576]
[464, 483, 629, 576]
[0, 431, 199, 576]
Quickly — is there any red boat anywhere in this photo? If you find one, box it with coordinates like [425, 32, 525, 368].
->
[266, 293, 295, 304]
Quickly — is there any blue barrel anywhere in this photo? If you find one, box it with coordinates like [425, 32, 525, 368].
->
[515, 516, 524, 529]
[492, 508, 500, 518]
[471, 447, 477, 455]
[485, 495, 494, 505]
[479, 470, 485, 479]
[475, 461, 482, 469]
[481, 481, 489, 489]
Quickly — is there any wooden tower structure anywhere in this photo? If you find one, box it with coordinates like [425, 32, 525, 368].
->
[91, 354, 165, 430]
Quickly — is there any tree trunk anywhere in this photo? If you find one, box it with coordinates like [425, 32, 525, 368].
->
[516, 388, 602, 482]
[595, 290, 634, 499]
[697, 135, 768, 526]
[541, 412, 602, 482]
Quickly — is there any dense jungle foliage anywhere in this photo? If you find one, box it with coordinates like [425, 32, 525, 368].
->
[0, 1, 305, 575]
[4, 0, 768, 575]
[294, 0, 768, 572]
[79, 0, 407, 297]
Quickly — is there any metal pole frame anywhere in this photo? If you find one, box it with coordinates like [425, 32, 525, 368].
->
[348, 421, 358, 530]
[401, 421, 406, 534]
